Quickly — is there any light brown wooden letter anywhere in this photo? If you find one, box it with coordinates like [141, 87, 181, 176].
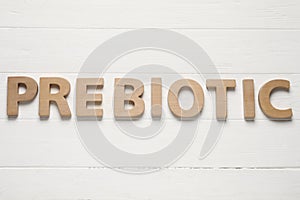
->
[7, 76, 38, 117]
[39, 77, 71, 118]
[168, 79, 204, 120]
[258, 79, 292, 120]
[206, 79, 236, 120]
[243, 79, 255, 120]
[151, 78, 162, 119]
[114, 78, 145, 120]
[76, 78, 104, 119]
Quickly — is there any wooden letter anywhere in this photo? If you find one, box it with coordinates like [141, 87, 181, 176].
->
[258, 79, 292, 120]
[76, 78, 104, 119]
[168, 79, 204, 120]
[206, 79, 236, 120]
[151, 78, 162, 119]
[243, 79, 255, 120]
[114, 78, 145, 120]
[7, 76, 38, 117]
[39, 77, 71, 118]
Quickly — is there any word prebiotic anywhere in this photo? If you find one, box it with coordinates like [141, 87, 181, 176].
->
[6, 77, 293, 120]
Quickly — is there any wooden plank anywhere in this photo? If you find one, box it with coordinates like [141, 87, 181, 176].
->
[0, 168, 299, 199]
[0, 119, 299, 167]
[0, 0, 300, 28]
[0, 29, 300, 73]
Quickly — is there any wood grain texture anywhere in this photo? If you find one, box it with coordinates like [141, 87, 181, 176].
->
[151, 78, 162, 119]
[0, 29, 300, 73]
[206, 79, 236, 120]
[0, 0, 300, 198]
[0, 168, 300, 200]
[1, 73, 299, 120]
[39, 77, 72, 118]
[114, 78, 145, 120]
[259, 79, 293, 120]
[243, 79, 256, 120]
[76, 78, 103, 119]
[7, 76, 38, 117]
[0, 119, 299, 168]
[0, 0, 299, 28]
[168, 79, 204, 119]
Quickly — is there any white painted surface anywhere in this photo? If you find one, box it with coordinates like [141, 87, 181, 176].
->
[0, 29, 300, 73]
[0, 0, 300, 199]
[1, 168, 300, 200]
[0, 0, 300, 28]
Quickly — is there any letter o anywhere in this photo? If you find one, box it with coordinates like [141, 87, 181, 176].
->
[168, 79, 204, 120]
